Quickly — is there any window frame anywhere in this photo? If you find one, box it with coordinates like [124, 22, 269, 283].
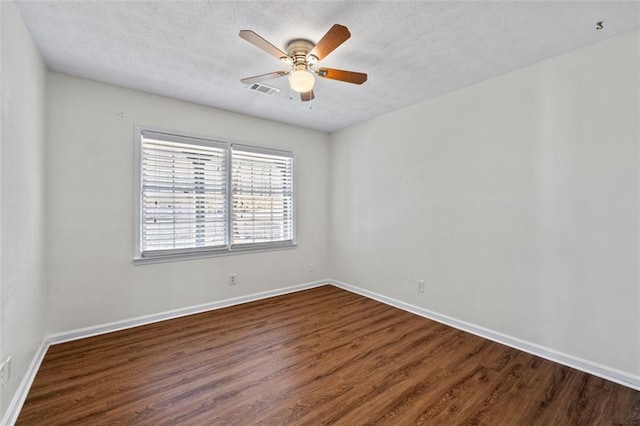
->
[133, 125, 296, 264]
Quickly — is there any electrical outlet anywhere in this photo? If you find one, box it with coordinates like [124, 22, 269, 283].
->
[228, 273, 237, 285]
[417, 280, 425, 293]
[309, 263, 314, 273]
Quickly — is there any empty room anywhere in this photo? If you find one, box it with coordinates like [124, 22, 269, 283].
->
[1, 0, 639, 424]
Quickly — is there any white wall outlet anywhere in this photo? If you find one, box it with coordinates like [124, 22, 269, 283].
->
[417, 280, 425, 293]
[309, 263, 314, 273]
[228, 273, 237, 285]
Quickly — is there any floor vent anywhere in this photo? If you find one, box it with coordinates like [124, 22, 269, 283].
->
[248, 82, 280, 95]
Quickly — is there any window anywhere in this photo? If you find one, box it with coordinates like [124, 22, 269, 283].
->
[134, 127, 295, 261]
[231, 146, 294, 248]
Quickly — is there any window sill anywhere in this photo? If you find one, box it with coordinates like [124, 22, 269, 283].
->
[133, 243, 297, 265]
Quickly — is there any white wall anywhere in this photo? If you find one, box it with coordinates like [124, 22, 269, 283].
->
[0, 1, 47, 418]
[329, 30, 640, 377]
[45, 73, 330, 334]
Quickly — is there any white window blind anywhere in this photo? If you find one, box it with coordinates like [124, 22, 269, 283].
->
[135, 126, 296, 261]
[231, 146, 294, 247]
[140, 132, 228, 256]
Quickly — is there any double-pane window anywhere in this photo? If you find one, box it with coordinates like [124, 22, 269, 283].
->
[134, 127, 294, 260]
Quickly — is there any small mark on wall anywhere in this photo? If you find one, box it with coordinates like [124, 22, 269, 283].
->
[116, 112, 125, 119]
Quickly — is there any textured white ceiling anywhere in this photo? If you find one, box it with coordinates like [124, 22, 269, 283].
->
[15, 1, 640, 132]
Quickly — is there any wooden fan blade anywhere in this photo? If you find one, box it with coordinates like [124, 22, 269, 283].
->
[317, 67, 367, 84]
[241, 71, 288, 84]
[308, 24, 350, 61]
[300, 90, 315, 102]
[239, 30, 288, 60]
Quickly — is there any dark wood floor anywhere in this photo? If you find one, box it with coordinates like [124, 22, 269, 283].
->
[17, 285, 640, 425]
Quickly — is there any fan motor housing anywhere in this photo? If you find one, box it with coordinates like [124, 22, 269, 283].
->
[286, 39, 315, 66]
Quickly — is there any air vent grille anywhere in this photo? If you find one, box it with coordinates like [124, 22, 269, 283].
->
[248, 83, 280, 95]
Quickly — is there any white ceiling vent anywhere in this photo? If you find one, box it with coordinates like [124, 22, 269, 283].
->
[247, 82, 280, 95]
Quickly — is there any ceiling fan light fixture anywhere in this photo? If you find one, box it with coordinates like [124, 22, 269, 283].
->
[239, 25, 367, 101]
[289, 68, 315, 93]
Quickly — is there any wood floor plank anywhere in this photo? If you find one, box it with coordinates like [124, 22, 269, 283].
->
[17, 285, 640, 425]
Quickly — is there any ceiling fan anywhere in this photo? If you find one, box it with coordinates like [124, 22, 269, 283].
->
[239, 24, 368, 102]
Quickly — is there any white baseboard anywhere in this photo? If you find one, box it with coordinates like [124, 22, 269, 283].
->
[1, 341, 48, 426]
[329, 279, 640, 391]
[1, 279, 328, 425]
[47, 280, 328, 345]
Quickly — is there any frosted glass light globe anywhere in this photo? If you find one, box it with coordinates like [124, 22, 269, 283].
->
[289, 69, 315, 93]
